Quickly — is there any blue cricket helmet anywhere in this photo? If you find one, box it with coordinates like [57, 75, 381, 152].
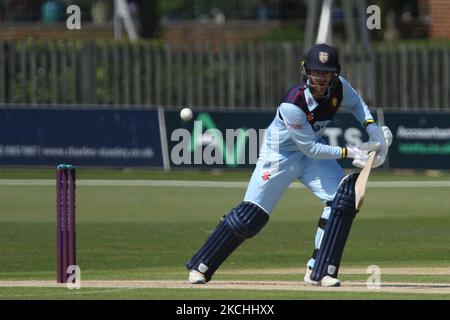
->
[303, 43, 341, 74]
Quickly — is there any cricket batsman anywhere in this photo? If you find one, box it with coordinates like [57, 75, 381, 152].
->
[186, 43, 393, 286]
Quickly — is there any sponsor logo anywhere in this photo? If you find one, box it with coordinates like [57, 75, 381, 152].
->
[198, 263, 209, 273]
[287, 122, 303, 130]
[332, 98, 338, 107]
[169, 113, 366, 166]
[170, 113, 265, 167]
[327, 265, 336, 275]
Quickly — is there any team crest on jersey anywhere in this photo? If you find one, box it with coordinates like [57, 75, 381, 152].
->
[262, 172, 271, 181]
[319, 52, 329, 63]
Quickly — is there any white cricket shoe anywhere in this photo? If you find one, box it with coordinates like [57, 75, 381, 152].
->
[321, 275, 341, 287]
[304, 267, 320, 286]
[304, 268, 340, 287]
[188, 270, 206, 284]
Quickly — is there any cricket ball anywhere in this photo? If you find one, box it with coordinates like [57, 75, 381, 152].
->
[180, 108, 193, 121]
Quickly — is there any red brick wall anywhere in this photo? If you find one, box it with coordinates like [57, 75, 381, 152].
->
[427, 0, 450, 38]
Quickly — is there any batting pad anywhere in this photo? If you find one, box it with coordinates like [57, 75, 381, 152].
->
[310, 172, 359, 281]
[186, 201, 269, 282]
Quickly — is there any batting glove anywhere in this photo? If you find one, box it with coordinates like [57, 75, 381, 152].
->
[365, 125, 393, 168]
[346, 144, 377, 169]
[366, 123, 386, 155]
[382, 126, 393, 147]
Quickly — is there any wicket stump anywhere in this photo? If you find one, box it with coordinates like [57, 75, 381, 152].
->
[56, 164, 76, 283]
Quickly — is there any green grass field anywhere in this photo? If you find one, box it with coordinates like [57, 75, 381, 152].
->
[0, 168, 449, 300]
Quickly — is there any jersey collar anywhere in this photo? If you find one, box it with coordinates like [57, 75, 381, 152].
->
[304, 83, 319, 112]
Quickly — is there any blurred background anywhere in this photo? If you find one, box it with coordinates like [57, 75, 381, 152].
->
[0, 0, 449, 171]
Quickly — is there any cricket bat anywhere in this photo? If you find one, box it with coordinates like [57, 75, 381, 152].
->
[354, 151, 376, 210]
